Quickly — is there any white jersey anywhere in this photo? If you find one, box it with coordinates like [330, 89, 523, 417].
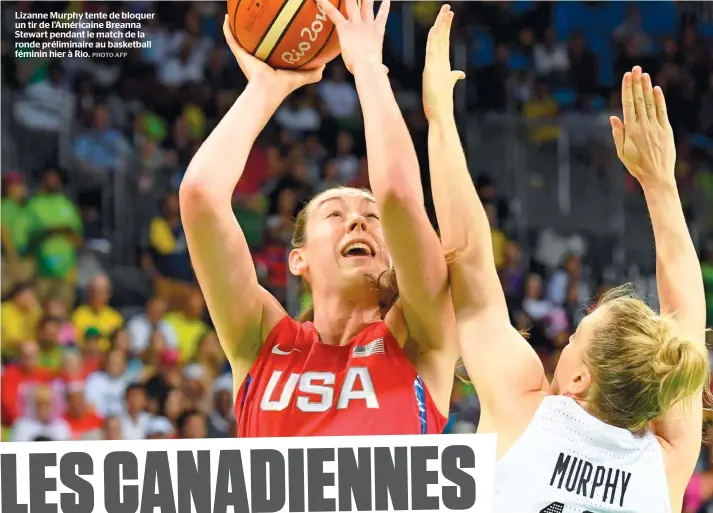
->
[494, 395, 671, 513]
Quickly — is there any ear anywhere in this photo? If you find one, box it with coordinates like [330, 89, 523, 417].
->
[288, 248, 308, 277]
[569, 364, 592, 397]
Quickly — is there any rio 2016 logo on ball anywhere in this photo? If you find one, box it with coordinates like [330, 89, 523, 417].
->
[227, 0, 348, 70]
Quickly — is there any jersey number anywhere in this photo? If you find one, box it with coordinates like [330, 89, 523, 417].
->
[539, 503, 593, 513]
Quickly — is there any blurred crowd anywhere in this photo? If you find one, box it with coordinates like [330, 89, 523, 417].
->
[1, 1, 713, 505]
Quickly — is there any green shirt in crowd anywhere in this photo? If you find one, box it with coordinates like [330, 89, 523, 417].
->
[26, 193, 83, 279]
[1, 198, 30, 256]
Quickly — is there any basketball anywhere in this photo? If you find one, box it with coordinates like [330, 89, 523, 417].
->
[227, 0, 348, 70]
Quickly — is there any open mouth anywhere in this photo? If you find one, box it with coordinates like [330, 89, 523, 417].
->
[341, 241, 375, 258]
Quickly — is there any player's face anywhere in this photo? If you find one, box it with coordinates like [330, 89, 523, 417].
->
[297, 190, 390, 291]
[551, 308, 600, 396]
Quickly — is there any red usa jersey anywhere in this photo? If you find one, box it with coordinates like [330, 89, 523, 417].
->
[234, 316, 447, 437]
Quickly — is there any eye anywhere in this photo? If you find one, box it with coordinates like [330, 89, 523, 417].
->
[366, 213, 380, 220]
[327, 211, 342, 219]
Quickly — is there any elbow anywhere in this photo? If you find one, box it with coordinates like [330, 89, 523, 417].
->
[374, 169, 422, 210]
[178, 177, 219, 220]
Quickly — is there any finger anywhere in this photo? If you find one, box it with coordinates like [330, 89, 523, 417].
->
[621, 71, 635, 126]
[223, 16, 250, 62]
[383, 65, 389, 75]
[361, 0, 374, 23]
[632, 66, 646, 122]
[642, 73, 656, 122]
[345, 0, 360, 21]
[452, 70, 465, 82]
[610, 116, 625, 154]
[653, 86, 670, 128]
[375, 0, 390, 31]
[316, 0, 346, 26]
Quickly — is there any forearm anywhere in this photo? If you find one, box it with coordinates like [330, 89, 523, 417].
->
[428, 115, 506, 315]
[182, 82, 283, 201]
[642, 178, 706, 344]
[428, 116, 488, 255]
[352, 62, 423, 205]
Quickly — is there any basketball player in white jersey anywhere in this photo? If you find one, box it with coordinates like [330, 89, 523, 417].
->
[423, 7, 709, 513]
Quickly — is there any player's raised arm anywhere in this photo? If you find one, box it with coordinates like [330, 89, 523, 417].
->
[317, 0, 452, 351]
[180, 18, 322, 378]
[610, 66, 708, 482]
[423, 7, 547, 425]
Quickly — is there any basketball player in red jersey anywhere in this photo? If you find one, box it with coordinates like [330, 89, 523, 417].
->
[179, 0, 457, 437]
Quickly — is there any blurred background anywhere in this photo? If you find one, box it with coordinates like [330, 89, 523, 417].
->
[1, 0, 713, 508]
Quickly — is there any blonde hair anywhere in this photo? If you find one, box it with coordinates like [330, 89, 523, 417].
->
[292, 186, 398, 322]
[584, 284, 710, 434]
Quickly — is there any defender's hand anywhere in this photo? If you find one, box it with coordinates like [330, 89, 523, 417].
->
[223, 16, 324, 99]
[610, 66, 675, 187]
[316, 0, 389, 74]
[423, 5, 465, 122]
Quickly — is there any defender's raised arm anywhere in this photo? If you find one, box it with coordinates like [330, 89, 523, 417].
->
[423, 7, 547, 435]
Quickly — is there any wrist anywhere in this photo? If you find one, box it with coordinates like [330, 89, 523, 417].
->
[640, 174, 677, 196]
[351, 58, 386, 77]
[426, 107, 456, 127]
[243, 79, 289, 110]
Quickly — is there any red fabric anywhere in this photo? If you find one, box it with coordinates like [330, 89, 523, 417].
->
[1, 365, 54, 426]
[233, 145, 267, 197]
[65, 411, 104, 439]
[234, 317, 447, 437]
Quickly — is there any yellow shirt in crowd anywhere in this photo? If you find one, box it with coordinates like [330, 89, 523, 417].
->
[491, 227, 507, 269]
[1, 301, 41, 358]
[72, 305, 124, 352]
[164, 312, 209, 364]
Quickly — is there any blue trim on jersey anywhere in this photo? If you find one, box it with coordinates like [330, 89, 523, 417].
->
[242, 374, 252, 407]
[413, 376, 427, 434]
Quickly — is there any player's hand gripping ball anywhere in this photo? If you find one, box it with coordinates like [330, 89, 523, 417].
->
[227, 0, 349, 70]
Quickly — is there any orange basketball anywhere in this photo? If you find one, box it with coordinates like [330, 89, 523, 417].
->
[227, 0, 347, 70]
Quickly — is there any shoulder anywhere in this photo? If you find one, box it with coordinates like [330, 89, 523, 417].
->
[104, 307, 124, 323]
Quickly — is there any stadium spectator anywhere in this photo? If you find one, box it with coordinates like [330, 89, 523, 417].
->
[1, 282, 41, 359]
[84, 349, 129, 417]
[164, 289, 208, 363]
[485, 201, 508, 270]
[13, 61, 74, 134]
[142, 191, 195, 311]
[145, 348, 182, 413]
[533, 27, 569, 85]
[1, 172, 33, 294]
[80, 327, 104, 376]
[192, 330, 227, 379]
[206, 374, 233, 438]
[43, 296, 77, 345]
[146, 416, 175, 439]
[26, 167, 83, 309]
[1, 340, 54, 428]
[11, 386, 71, 442]
[73, 105, 132, 177]
[317, 63, 360, 122]
[127, 296, 178, 355]
[119, 383, 152, 440]
[523, 82, 560, 143]
[63, 382, 103, 440]
[36, 315, 64, 372]
[181, 363, 210, 414]
[72, 274, 123, 351]
[103, 415, 123, 440]
[613, 5, 652, 57]
[177, 409, 207, 439]
[546, 253, 590, 307]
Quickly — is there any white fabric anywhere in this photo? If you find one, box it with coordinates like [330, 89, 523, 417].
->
[495, 395, 671, 513]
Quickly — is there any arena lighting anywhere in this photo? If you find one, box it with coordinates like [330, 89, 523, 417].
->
[0, 434, 496, 513]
